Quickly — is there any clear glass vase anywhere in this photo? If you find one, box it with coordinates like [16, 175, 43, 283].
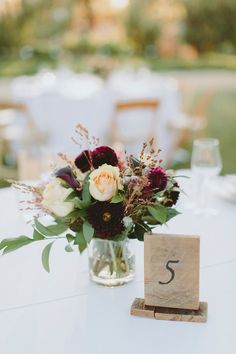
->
[88, 238, 135, 287]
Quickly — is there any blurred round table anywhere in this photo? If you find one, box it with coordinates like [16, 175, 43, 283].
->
[10, 69, 181, 161]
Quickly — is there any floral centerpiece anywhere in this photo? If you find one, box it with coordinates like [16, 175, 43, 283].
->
[0, 125, 181, 286]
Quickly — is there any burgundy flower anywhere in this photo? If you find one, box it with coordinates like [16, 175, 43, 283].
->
[162, 181, 180, 207]
[87, 202, 124, 239]
[91, 146, 118, 169]
[148, 167, 168, 192]
[74, 150, 92, 172]
[55, 166, 81, 191]
[141, 186, 153, 200]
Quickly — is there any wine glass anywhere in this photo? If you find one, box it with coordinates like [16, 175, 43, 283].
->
[191, 138, 222, 215]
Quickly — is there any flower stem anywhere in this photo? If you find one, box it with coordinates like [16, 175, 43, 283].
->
[108, 241, 118, 276]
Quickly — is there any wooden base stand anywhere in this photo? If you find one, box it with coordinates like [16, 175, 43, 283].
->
[130, 298, 208, 323]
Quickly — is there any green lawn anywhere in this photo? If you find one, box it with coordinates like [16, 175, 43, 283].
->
[1, 53, 236, 77]
[173, 89, 236, 174]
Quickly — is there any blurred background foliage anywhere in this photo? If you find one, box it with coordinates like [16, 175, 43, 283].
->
[0, 0, 236, 76]
[183, 0, 236, 53]
[0, 0, 235, 178]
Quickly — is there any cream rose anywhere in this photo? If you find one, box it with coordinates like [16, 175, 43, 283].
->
[89, 164, 122, 201]
[42, 177, 74, 217]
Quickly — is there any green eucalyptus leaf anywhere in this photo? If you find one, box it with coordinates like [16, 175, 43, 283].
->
[147, 206, 168, 224]
[66, 233, 75, 243]
[33, 229, 45, 240]
[75, 231, 87, 253]
[34, 219, 55, 236]
[46, 223, 68, 235]
[82, 221, 94, 243]
[41, 241, 54, 272]
[34, 219, 67, 236]
[1, 236, 34, 254]
[166, 208, 181, 222]
[65, 244, 74, 252]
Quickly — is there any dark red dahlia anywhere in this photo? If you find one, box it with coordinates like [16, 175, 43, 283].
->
[162, 181, 180, 207]
[55, 166, 81, 191]
[141, 186, 153, 200]
[148, 167, 168, 192]
[74, 150, 92, 172]
[87, 202, 124, 239]
[91, 146, 118, 169]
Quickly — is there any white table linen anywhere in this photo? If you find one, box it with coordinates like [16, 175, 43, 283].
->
[0, 171, 236, 354]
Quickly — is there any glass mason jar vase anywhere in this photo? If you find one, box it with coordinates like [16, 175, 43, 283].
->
[88, 238, 135, 287]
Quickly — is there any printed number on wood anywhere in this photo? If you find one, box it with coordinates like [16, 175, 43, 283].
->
[144, 233, 200, 310]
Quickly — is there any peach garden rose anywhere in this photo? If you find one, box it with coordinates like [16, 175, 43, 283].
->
[89, 164, 122, 201]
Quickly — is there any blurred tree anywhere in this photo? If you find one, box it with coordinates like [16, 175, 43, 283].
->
[0, 0, 75, 58]
[183, 0, 236, 53]
[124, 0, 160, 56]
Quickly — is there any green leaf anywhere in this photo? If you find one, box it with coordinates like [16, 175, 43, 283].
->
[66, 233, 75, 243]
[33, 229, 45, 240]
[55, 209, 86, 223]
[64, 190, 78, 202]
[0, 236, 34, 254]
[142, 215, 158, 225]
[65, 244, 74, 252]
[34, 219, 55, 236]
[111, 194, 123, 203]
[41, 242, 54, 272]
[46, 223, 68, 235]
[82, 221, 94, 243]
[82, 177, 91, 204]
[74, 198, 90, 209]
[75, 231, 87, 253]
[129, 223, 147, 241]
[147, 206, 168, 224]
[166, 208, 181, 222]
[34, 219, 67, 236]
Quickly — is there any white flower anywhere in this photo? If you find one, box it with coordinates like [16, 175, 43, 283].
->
[42, 177, 74, 217]
[89, 164, 122, 201]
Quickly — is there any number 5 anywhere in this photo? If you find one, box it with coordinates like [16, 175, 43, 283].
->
[159, 260, 179, 285]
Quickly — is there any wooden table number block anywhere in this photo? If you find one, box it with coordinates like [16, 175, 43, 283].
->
[130, 233, 207, 323]
[144, 233, 200, 310]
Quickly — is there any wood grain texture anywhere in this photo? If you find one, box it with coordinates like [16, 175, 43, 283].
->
[154, 302, 208, 323]
[144, 233, 200, 310]
[130, 298, 155, 318]
[130, 298, 207, 323]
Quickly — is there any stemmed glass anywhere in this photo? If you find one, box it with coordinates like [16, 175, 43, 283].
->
[191, 138, 222, 215]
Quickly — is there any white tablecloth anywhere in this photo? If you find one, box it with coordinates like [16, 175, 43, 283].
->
[0, 172, 235, 354]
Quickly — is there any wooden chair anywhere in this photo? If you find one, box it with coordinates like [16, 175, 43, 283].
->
[110, 99, 160, 153]
[0, 101, 47, 180]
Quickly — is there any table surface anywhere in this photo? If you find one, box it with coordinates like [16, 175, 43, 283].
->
[0, 172, 236, 354]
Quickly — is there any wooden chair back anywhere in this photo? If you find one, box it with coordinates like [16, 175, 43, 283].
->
[111, 99, 160, 148]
